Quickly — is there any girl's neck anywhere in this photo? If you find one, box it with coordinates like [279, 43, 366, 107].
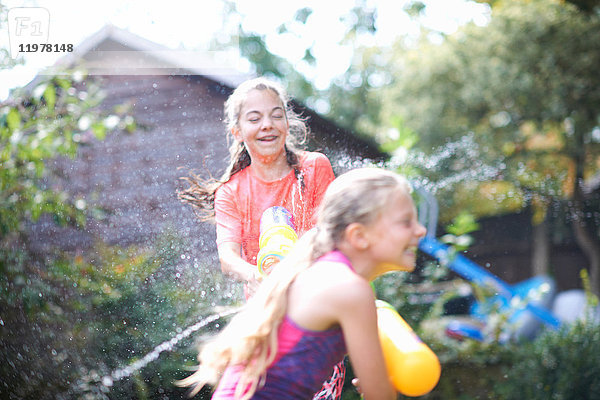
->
[250, 154, 293, 182]
[337, 244, 399, 282]
[336, 244, 377, 282]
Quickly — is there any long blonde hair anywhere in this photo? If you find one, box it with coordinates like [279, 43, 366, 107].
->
[178, 168, 412, 398]
[178, 77, 309, 221]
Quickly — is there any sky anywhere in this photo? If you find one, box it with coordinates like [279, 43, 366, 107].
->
[0, 0, 490, 100]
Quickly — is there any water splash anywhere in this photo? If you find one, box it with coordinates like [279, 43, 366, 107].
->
[333, 144, 503, 196]
[106, 307, 239, 385]
[74, 306, 240, 398]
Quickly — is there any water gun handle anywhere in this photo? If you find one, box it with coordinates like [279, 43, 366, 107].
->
[257, 207, 298, 276]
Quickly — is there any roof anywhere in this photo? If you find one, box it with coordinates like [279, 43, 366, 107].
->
[29, 24, 388, 161]
[48, 24, 253, 88]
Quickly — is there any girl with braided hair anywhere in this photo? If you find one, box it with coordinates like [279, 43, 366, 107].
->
[178, 77, 335, 297]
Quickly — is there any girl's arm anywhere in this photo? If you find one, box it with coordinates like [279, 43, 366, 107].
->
[217, 242, 261, 292]
[335, 280, 396, 400]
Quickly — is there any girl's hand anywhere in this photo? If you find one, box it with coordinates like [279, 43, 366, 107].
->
[352, 378, 364, 398]
[245, 269, 263, 296]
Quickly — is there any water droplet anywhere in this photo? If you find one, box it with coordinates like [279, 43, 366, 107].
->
[102, 375, 113, 387]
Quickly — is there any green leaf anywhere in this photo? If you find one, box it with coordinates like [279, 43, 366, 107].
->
[54, 77, 72, 89]
[92, 122, 107, 140]
[124, 118, 137, 134]
[43, 84, 56, 111]
[6, 108, 21, 131]
[446, 212, 480, 236]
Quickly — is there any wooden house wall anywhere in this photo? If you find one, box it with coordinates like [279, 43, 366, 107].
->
[464, 212, 587, 292]
[29, 73, 384, 269]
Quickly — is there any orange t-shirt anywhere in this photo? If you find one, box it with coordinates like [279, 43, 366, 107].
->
[214, 151, 335, 265]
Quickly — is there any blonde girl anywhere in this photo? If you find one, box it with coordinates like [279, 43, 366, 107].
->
[179, 167, 427, 400]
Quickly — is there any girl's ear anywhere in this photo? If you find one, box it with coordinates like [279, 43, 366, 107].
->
[344, 223, 370, 250]
[231, 127, 242, 143]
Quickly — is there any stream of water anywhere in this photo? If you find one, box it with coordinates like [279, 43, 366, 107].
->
[74, 306, 240, 398]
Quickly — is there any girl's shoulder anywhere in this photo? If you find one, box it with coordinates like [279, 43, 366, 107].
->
[227, 165, 251, 183]
[311, 258, 369, 295]
[288, 258, 373, 330]
[300, 151, 331, 167]
[310, 260, 375, 321]
[216, 166, 250, 195]
[299, 152, 334, 186]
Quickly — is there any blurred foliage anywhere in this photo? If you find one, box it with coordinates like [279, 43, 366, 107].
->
[379, 0, 600, 218]
[1, 230, 240, 399]
[324, 45, 389, 137]
[562, 0, 600, 13]
[0, 72, 135, 238]
[440, 211, 480, 252]
[581, 268, 600, 309]
[410, 319, 600, 399]
[493, 321, 600, 399]
[375, 0, 600, 294]
[0, 70, 241, 399]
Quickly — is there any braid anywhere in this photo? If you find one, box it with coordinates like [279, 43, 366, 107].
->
[287, 146, 306, 193]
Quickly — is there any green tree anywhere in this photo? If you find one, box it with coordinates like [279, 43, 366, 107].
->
[379, 0, 600, 293]
[324, 45, 389, 137]
[0, 70, 239, 399]
[0, 73, 129, 239]
[221, 0, 385, 136]
[0, 71, 127, 397]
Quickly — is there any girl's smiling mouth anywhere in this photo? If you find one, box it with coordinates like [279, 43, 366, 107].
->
[258, 135, 278, 142]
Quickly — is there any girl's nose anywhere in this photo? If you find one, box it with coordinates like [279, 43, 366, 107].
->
[417, 222, 427, 238]
[261, 116, 273, 129]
